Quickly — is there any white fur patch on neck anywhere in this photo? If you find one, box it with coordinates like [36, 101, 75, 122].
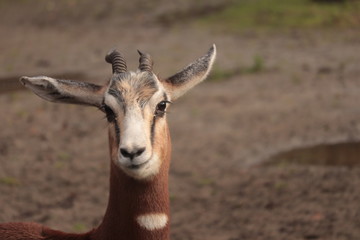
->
[136, 213, 168, 231]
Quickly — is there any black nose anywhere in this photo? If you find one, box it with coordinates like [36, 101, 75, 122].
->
[120, 147, 146, 160]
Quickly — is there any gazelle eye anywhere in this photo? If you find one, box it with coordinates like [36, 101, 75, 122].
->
[104, 105, 116, 122]
[155, 101, 169, 116]
[157, 101, 167, 111]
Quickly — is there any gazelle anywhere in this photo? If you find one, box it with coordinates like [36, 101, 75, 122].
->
[0, 44, 216, 240]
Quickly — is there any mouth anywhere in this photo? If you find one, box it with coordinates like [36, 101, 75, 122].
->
[127, 160, 149, 170]
[117, 153, 160, 179]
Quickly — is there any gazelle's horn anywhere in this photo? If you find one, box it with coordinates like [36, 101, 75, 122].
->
[137, 50, 153, 72]
[105, 49, 127, 74]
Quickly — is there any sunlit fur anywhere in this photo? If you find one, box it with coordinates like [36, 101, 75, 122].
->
[5, 45, 216, 240]
[104, 71, 170, 180]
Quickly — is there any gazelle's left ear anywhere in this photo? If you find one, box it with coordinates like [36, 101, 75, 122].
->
[20, 76, 105, 108]
[162, 44, 216, 100]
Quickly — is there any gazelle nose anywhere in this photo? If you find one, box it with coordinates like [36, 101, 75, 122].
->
[120, 147, 146, 160]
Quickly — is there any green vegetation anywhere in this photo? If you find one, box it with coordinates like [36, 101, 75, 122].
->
[169, 194, 177, 202]
[209, 67, 241, 82]
[274, 181, 288, 190]
[199, 0, 360, 31]
[54, 152, 72, 169]
[0, 176, 21, 186]
[73, 223, 87, 232]
[245, 55, 265, 73]
[54, 161, 66, 169]
[197, 178, 215, 186]
[209, 55, 265, 82]
[58, 152, 71, 161]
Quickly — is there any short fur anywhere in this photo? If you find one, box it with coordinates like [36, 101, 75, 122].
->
[110, 71, 159, 108]
[1, 45, 216, 240]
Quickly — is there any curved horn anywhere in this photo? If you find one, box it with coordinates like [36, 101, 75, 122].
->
[137, 50, 153, 72]
[105, 49, 127, 74]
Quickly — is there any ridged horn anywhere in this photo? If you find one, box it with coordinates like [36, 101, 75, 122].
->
[105, 49, 127, 74]
[137, 50, 153, 72]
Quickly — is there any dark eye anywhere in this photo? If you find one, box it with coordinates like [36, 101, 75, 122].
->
[104, 105, 116, 122]
[155, 101, 169, 116]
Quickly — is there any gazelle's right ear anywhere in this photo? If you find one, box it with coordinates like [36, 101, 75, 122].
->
[162, 44, 216, 100]
[20, 76, 105, 108]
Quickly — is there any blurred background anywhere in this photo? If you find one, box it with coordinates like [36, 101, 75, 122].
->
[1, 0, 360, 239]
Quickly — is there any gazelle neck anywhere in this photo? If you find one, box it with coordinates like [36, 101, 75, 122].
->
[17, 45, 216, 240]
[92, 126, 171, 240]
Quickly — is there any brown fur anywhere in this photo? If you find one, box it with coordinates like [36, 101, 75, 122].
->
[5, 45, 215, 240]
[0, 124, 171, 240]
[91, 124, 171, 240]
[0, 222, 45, 240]
[111, 72, 158, 107]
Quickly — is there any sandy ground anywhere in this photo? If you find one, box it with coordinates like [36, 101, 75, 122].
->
[1, 1, 360, 239]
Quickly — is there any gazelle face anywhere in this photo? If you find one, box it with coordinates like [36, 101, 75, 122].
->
[103, 72, 171, 179]
[20, 45, 216, 180]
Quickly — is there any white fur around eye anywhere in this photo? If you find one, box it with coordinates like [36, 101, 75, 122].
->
[104, 93, 119, 109]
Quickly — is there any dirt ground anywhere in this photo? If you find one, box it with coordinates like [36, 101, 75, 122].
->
[1, 1, 360, 239]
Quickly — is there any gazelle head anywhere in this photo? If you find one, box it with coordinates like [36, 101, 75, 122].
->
[20, 45, 216, 180]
